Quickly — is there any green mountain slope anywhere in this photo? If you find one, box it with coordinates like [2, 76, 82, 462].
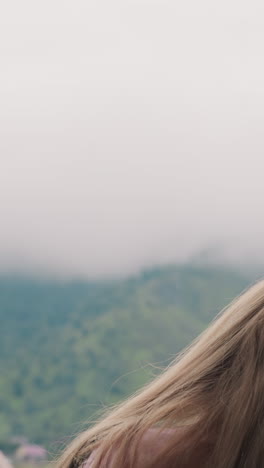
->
[0, 263, 256, 448]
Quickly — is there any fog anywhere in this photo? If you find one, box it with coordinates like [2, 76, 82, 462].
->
[1, 0, 264, 279]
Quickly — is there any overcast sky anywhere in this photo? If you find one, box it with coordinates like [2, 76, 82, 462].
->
[1, 0, 264, 279]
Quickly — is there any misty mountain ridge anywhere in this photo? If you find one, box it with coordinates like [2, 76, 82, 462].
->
[0, 261, 260, 451]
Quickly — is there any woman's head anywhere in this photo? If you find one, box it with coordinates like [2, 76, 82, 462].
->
[57, 278, 264, 468]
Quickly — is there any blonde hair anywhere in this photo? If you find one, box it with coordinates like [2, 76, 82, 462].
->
[57, 278, 264, 468]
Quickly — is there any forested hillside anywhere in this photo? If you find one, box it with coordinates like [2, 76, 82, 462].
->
[0, 263, 257, 450]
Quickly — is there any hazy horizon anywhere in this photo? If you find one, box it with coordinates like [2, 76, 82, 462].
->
[1, 1, 264, 279]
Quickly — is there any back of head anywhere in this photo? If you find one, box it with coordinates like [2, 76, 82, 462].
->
[58, 278, 264, 468]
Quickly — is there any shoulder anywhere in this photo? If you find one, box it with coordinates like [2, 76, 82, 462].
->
[138, 427, 178, 461]
[83, 426, 212, 468]
[137, 427, 212, 468]
[82, 427, 181, 468]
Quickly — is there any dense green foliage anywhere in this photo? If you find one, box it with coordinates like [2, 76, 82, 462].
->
[0, 263, 257, 450]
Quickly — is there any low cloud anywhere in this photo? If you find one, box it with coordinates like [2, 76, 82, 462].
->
[1, 0, 264, 279]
